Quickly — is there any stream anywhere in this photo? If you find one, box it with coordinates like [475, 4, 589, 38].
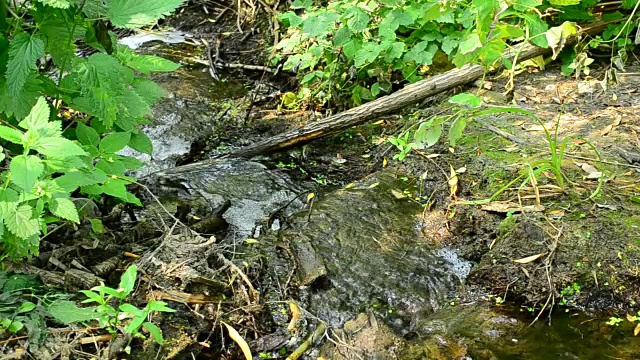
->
[123, 59, 640, 359]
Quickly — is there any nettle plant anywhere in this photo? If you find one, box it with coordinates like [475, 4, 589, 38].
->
[0, 0, 185, 259]
[274, 0, 638, 107]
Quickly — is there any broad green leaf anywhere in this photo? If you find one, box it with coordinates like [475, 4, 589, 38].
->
[545, 22, 578, 59]
[0, 125, 24, 143]
[415, 122, 442, 148]
[76, 122, 100, 146]
[384, 42, 405, 62]
[333, 27, 352, 47]
[131, 78, 165, 105]
[124, 315, 145, 333]
[50, 197, 80, 223]
[33, 137, 87, 158]
[622, 0, 637, 9]
[129, 132, 153, 155]
[35, 0, 72, 8]
[403, 41, 438, 65]
[80, 290, 104, 304]
[121, 54, 180, 75]
[18, 301, 36, 313]
[47, 300, 97, 324]
[346, 7, 370, 32]
[10, 155, 44, 192]
[96, 158, 126, 176]
[119, 264, 137, 295]
[448, 118, 467, 147]
[449, 93, 482, 108]
[6, 33, 45, 97]
[55, 169, 107, 192]
[106, 0, 185, 28]
[89, 218, 105, 234]
[19, 97, 50, 130]
[119, 303, 144, 316]
[4, 204, 40, 239]
[119, 155, 144, 170]
[100, 132, 131, 153]
[147, 300, 175, 313]
[459, 33, 482, 54]
[143, 322, 164, 344]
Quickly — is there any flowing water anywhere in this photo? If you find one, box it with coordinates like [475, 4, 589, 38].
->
[139, 65, 640, 359]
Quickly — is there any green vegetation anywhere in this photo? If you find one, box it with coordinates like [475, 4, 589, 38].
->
[0, 0, 185, 259]
[274, 0, 639, 108]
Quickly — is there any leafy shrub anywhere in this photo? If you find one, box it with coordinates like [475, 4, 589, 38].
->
[274, 0, 638, 107]
[0, 0, 185, 259]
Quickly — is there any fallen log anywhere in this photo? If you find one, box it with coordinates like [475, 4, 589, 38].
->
[149, 22, 612, 177]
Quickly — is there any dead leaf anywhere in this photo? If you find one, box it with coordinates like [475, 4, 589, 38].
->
[480, 201, 545, 213]
[513, 253, 545, 264]
[513, 120, 525, 126]
[288, 302, 300, 331]
[382, 158, 388, 167]
[627, 313, 635, 323]
[597, 115, 621, 136]
[369, 182, 380, 188]
[526, 124, 546, 132]
[391, 189, 407, 199]
[635, 323, 640, 336]
[222, 322, 252, 360]
[502, 144, 519, 152]
[521, 266, 530, 278]
[448, 165, 458, 198]
[572, 139, 586, 145]
[455, 166, 467, 174]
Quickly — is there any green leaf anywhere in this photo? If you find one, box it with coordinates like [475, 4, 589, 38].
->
[47, 300, 97, 324]
[147, 300, 175, 313]
[449, 93, 482, 108]
[33, 137, 87, 158]
[415, 122, 442, 148]
[545, 22, 578, 59]
[124, 315, 145, 333]
[143, 322, 164, 344]
[0, 125, 24, 143]
[76, 122, 100, 147]
[448, 118, 467, 147]
[6, 33, 45, 98]
[4, 204, 40, 239]
[50, 197, 80, 223]
[106, 0, 185, 28]
[119, 303, 144, 317]
[548, 0, 579, 4]
[80, 290, 104, 304]
[121, 54, 180, 75]
[459, 33, 482, 54]
[346, 7, 369, 32]
[10, 155, 44, 192]
[404, 41, 438, 65]
[55, 169, 108, 192]
[35, 0, 72, 8]
[129, 132, 153, 155]
[19, 96, 50, 131]
[18, 301, 36, 313]
[622, 0, 637, 9]
[131, 78, 165, 105]
[384, 42, 405, 62]
[100, 132, 131, 153]
[119, 264, 137, 296]
[89, 218, 105, 234]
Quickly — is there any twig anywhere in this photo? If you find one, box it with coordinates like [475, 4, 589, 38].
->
[286, 322, 328, 360]
[221, 63, 277, 73]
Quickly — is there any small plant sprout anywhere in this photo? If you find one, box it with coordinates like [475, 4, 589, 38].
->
[80, 265, 175, 345]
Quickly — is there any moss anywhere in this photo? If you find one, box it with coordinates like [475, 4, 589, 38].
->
[497, 216, 517, 239]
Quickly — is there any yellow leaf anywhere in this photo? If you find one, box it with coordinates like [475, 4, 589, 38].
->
[245, 238, 258, 244]
[221, 321, 252, 360]
[391, 189, 406, 199]
[307, 193, 315, 203]
[288, 302, 300, 331]
[382, 158, 388, 167]
[627, 313, 635, 323]
[369, 182, 380, 188]
[344, 182, 355, 189]
[513, 253, 544, 264]
[635, 323, 640, 336]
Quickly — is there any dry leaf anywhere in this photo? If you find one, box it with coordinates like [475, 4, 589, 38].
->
[221, 322, 252, 360]
[344, 182, 355, 189]
[391, 189, 407, 199]
[307, 193, 315, 203]
[513, 253, 544, 264]
[635, 323, 640, 336]
[288, 302, 300, 331]
[502, 144, 519, 152]
[382, 158, 388, 167]
[426, 153, 440, 158]
[521, 266, 530, 278]
[448, 165, 458, 198]
[369, 182, 380, 188]
[526, 124, 545, 132]
[572, 139, 586, 145]
[597, 124, 614, 136]
[627, 313, 635, 322]
[480, 201, 545, 213]
[455, 166, 467, 174]
[513, 120, 525, 126]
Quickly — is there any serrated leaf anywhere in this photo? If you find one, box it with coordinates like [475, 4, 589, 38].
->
[459, 33, 482, 54]
[6, 33, 45, 98]
[55, 169, 107, 192]
[404, 41, 438, 65]
[33, 137, 87, 158]
[19, 97, 50, 131]
[50, 197, 80, 223]
[448, 118, 467, 147]
[143, 322, 164, 344]
[346, 7, 369, 32]
[119, 264, 137, 296]
[131, 78, 165, 105]
[100, 132, 131, 153]
[36, 0, 72, 8]
[47, 300, 97, 324]
[10, 155, 44, 192]
[106, 0, 185, 28]
[0, 125, 24, 143]
[4, 204, 40, 239]
[76, 122, 100, 146]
